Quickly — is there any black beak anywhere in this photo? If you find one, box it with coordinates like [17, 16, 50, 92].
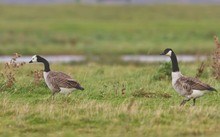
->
[160, 52, 165, 55]
[29, 60, 33, 63]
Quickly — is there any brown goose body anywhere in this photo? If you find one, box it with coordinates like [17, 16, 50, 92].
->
[29, 55, 84, 95]
[172, 72, 216, 99]
[161, 48, 216, 106]
[44, 71, 84, 95]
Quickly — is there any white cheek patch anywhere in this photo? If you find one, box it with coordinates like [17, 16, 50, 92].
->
[166, 50, 172, 56]
[32, 55, 37, 62]
[33, 58, 37, 62]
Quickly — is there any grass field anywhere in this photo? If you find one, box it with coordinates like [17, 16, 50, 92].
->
[0, 4, 220, 55]
[0, 62, 220, 137]
[1, 3, 220, 137]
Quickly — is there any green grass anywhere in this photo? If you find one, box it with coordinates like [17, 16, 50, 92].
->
[0, 62, 220, 137]
[1, 4, 220, 136]
[0, 4, 220, 55]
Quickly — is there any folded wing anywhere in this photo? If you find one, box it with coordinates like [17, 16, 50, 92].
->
[47, 71, 84, 91]
[178, 76, 216, 91]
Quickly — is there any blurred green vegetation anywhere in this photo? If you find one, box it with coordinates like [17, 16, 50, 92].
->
[0, 4, 220, 55]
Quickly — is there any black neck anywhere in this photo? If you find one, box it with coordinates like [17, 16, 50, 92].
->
[170, 52, 180, 72]
[38, 57, 50, 72]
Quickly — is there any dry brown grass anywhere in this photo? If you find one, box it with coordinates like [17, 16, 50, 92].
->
[0, 53, 44, 89]
[1, 53, 25, 89]
[195, 61, 206, 78]
[30, 70, 44, 85]
[113, 81, 126, 96]
[132, 88, 172, 98]
[212, 36, 220, 80]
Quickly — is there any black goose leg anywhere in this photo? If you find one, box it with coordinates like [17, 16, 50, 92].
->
[180, 98, 191, 106]
[193, 98, 196, 106]
[50, 92, 56, 100]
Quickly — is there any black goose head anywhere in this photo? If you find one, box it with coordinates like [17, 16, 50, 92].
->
[29, 55, 44, 63]
[160, 48, 173, 57]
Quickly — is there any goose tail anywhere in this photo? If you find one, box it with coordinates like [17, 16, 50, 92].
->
[208, 86, 217, 92]
[76, 84, 84, 91]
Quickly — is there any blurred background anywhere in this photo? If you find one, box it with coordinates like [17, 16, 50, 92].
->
[1, 0, 220, 63]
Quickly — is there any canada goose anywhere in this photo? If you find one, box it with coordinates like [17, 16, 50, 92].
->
[160, 48, 216, 106]
[29, 55, 84, 96]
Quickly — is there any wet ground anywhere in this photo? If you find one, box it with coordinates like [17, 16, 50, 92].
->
[0, 55, 207, 64]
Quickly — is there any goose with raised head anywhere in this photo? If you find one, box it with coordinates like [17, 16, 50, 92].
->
[29, 55, 84, 96]
[160, 48, 216, 106]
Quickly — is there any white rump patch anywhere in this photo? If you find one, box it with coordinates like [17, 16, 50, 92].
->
[187, 90, 208, 99]
[60, 88, 77, 94]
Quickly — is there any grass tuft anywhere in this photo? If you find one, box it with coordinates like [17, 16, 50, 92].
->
[212, 35, 220, 80]
[132, 88, 171, 98]
[0, 53, 26, 89]
[152, 62, 172, 81]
